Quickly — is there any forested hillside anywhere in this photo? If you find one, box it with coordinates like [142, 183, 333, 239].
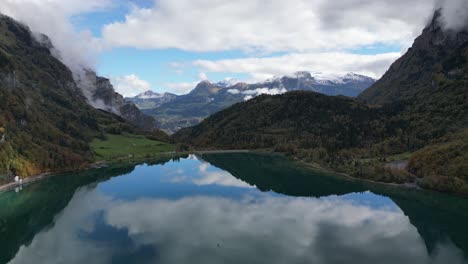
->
[0, 15, 166, 180]
[142, 72, 374, 133]
[174, 11, 468, 195]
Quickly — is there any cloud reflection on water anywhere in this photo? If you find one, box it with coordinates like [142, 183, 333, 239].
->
[163, 161, 254, 189]
[9, 185, 466, 264]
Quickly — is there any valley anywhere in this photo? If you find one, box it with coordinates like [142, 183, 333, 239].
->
[0, 2, 468, 264]
[91, 133, 175, 161]
[174, 11, 468, 195]
[129, 72, 375, 133]
[0, 9, 467, 196]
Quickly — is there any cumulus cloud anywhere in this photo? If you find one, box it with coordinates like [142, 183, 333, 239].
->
[242, 87, 287, 100]
[166, 50, 399, 94]
[227, 89, 240, 95]
[162, 81, 199, 95]
[2, 0, 466, 97]
[0, 0, 110, 73]
[102, 0, 435, 53]
[228, 87, 287, 100]
[438, 0, 468, 32]
[193, 52, 402, 81]
[110, 74, 152, 97]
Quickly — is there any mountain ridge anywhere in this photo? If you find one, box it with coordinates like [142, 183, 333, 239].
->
[173, 10, 468, 195]
[359, 10, 468, 104]
[0, 14, 167, 179]
[126, 90, 177, 110]
[139, 71, 375, 133]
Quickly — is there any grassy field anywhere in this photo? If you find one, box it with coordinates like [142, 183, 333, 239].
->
[91, 133, 175, 161]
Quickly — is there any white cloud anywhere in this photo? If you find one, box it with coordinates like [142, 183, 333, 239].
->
[3, 0, 467, 97]
[193, 52, 402, 81]
[162, 81, 199, 95]
[0, 0, 111, 73]
[241, 87, 287, 100]
[199, 72, 208, 80]
[244, 95, 254, 101]
[165, 51, 400, 94]
[110, 74, 152, 97]
[227, 89, 240, 95]
[438, 0, 468, 31]
[241, 88, 285, 95]
[102, 0, 436, 53]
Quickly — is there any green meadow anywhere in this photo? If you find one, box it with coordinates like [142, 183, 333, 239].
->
[91, 133, 175, 161]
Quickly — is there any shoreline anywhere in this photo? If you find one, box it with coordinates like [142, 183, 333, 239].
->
[199, 149, 424, 191]
[0, 162, 108, 193]
[0, 153, 174, 193]
[0, 149, 464, 198]
[0, 150, 251, 193]
[294, 159, 420, 190]
[195, 149, 250, 154]
[197, 149, 461, 196]
[293, 156, 468, 198]
[0, 171, 61, 193]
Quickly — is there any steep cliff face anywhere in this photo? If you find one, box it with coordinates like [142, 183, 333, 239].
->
[0, 14, 136, 178]
[0, 13, 159, 134]
[75, 71, 158, 131]
[93, 75, 158, 130]
[359, 10, 468, 104]
[358, 9, 467, 150]
[173, 11, 468, 195]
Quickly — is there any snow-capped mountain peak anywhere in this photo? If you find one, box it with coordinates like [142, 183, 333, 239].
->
[340, 72, 375, 82]
[263, 71, 375, 85]
[135, 90, 165, 99]
[288, 71, 313, 79]
[215, 77, 239, 87]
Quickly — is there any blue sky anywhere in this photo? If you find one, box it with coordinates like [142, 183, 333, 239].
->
[77, 2, 404, 94]
[68, 1, 258, 94]
[1, 0, 437, 96]
[98, 48, 252, 93]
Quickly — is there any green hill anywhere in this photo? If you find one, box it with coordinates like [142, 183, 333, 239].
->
[0, 15, 168, 180]
[144, 73, 374, 134]
[174, 11, 468, 195]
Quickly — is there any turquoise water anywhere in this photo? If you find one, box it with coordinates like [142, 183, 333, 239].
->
[1, 153, 467, 264]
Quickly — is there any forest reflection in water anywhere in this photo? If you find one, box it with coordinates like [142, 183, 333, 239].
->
[1, 153, 467, 264]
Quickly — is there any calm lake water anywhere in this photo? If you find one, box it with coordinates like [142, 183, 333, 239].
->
[1, 153, 467, 264]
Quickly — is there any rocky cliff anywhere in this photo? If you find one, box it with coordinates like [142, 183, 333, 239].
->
[0, 14, 160, 179]
[75, 70, 158, 131]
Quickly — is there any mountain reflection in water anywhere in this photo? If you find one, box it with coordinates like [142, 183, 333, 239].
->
[1, 153, 467, 264]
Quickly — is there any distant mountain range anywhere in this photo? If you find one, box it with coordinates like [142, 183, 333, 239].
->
[2, 8, 466, 196]
[126, 90, 177, 110]
[174, 10, 468, 195]
[129, 72, 375, 133]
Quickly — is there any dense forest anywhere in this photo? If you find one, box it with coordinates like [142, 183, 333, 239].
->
[0, 15, 167, 181]
[174, 11, 468, 195]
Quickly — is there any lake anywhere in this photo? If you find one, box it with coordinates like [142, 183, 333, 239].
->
[1, 153, 467, 264]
